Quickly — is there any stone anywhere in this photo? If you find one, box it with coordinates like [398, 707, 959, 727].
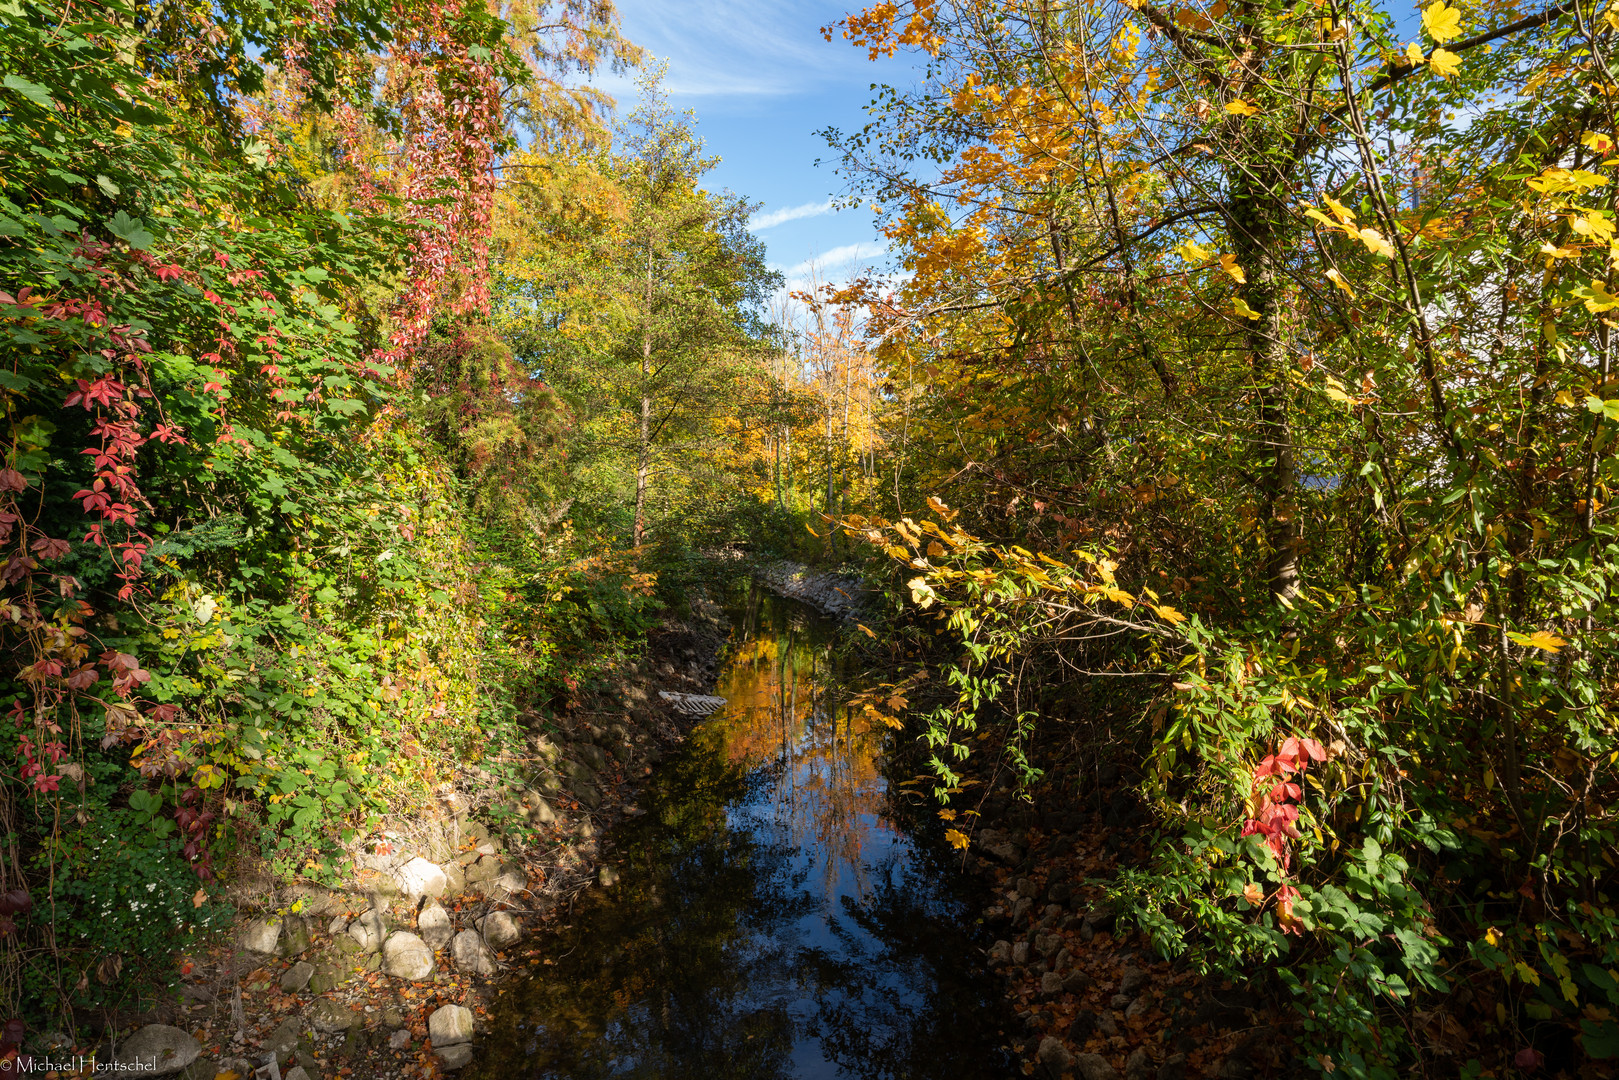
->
[238, 918, 280, 955]
[428, 1004, 475, 1046]
[284, 1069, 311, 1080]
[526, 793, 557, 824]
[311, 1000, 361, 1033]
[1039, 971, 1063, 998]
[1035, 932, 1061, 958]
[1066, 1011, 1096, 1042]
[389, 1029, 411, 1051]
[571, 781, 602, 810]
[267, 1018, 302, 1058]
[418, 903, 453, 949]
[465, 856, 499, 884]
[1156, 1054, 1188, 1080]
[326, 915, 349, 936]
[1011, 897, 1033, 924]
[117, 1024, 201, 1076]
[1011, 940, 1031, 965]
[1036, 1037, 1073, 1075]
[450, 930, 496, 976]
[479, 911, 523, 949]
[277, 916, 312, 957]
[437, 1044, 475, 1070]
[1110, 993, 1132, 1009]
[598, 865, 619, 888]
[381, 932, 436, 980]
[1054, 948, 1071, 972]
[1125, 997, 1151, 1020]
[383, 1008, 406, 1027]
[443, 861, 466, 896]
[1073, 1054, 1121, 1080]
[1062, 970, 1092, 994]
[279, 961, 315, 993]
[1120, 966, 1149, 996]
[396, 857, 449, 900]
[489, 863, 527, 896]
[1097, 1014, 1120, 1038]
[365, 952, 383, 972]
[574, 743, 608, 772]
[987, 940, 1012, 967]
[348, 910, 387, 952]
[1125, 1048, 1155, 1080]
[1016, 877, 1037, 899]
[307, 956, 353, 994]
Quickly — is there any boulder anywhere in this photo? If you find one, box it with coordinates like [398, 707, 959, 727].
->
[450, 930, 496, 976]
[987, 940, 1012, 967]
[326, 915, 349, 937]
[279, 961, 314, 993]
[1120, 966, 1149, 996]
[307, 957, 353, 995]
[1039, 971, 1063, 998]
[417, 903, 453, 949]
[428, 1004, 474, 1046]
[266, 1018, 302, 1058]
[311, 1000, 361, 1033]
[396, 857, 449, 900]
[465, 856, 499, 885]
[348, 910, 387, 953]
[116, 1025, 200, 1076]
[381, 932, 435, 981]
[525, 793, 557, 824]
[1036, 1037, 1072, 1075]
[237, 918, 280, 955]
[437, 1044, 475, 1070]
[277, 916, 311, 958]
[1011, 941, 1031, 965]
[1125, 1048, 1155, 1080]
[574, 743, 608, 772]
[478, 911, 523, 950]
[284, 1070, 311, 1080]
[443, 861, 466, 896]
[1074, 1053, 1121, 1080]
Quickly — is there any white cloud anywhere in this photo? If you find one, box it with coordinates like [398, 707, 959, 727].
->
[779, 242, 888, 281]
[750, 199, 835, 231]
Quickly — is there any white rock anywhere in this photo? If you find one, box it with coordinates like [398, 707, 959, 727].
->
[395, 857, 449, 900]
[381, 931, 436, 981]
[437, 1044, 475, 1070]
[285, 1070, 311, 1080]
[388, 1029, 411, 1050]
[327, 915, 349, 936]
[237, 918, 280, 955]
[477, 911, 523, 950]
[348, 910, 387, 952]
[450, 929, 496, 976]
[428, 1003, 474, 1046]
[116, 1025, 201, 1076]
[417, 903, 453, 950]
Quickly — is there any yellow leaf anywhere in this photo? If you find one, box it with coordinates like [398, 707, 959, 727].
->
[1555, 390, 1577, 406]
[1527, 168, 1609, 194]
[1573, 210, 1615, 242]
[1175, 239, 1212, 262]
[1575, 280, 1619, 312]
[855, 622, 877, 638]
[1218, 253, 1247, 282]
[1358, 226, 1396, 258]
[1516, 961, 1542, 986]
[1152, 603, 1188, 624]
[1582, 131, 1616, 155]
[1508, 629, 1567, 652]
[1242, 882, 1265, 904]
[1405, 42, 1427, 66]
[927, 541, 946, 558]
[944, 828, 971, 850]
[1225, 99, 1261, 116]
[1323, 196, 1357, 225]
[1429, 47, 1462, 77]
[1231, 297, 1262, 319]
[1485, 927, 1502, 947]
[907, 576, 937, 609]
[1324, 376, 1357, 404]
[1422, 0, 1462, 42]
[1326, 268, 1355, 296]
[937, 808, 957, 821]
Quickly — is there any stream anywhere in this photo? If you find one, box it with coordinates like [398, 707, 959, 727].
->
[469, 586, 1016, 1079]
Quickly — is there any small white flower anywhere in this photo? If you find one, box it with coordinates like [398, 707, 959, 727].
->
[146, 882, 157, 892]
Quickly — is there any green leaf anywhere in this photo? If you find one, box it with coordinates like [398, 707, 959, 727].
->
[107, 211, 154, 250]
[3, 74, 54, 107]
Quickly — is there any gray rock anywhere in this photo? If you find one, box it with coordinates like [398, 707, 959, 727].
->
[418, 903, 453, 949]
[1054, 948, 1072, 972]
[117, 1024, 201, 1076]
[348, 910, 387, 952]
[465, 855, 499, 884]
[326, 915, 349, 936]
[307, 957, 353, 994]
[1036, 1037, 1073, 1074]
[1125, 996, 1151, 1019]
[381, 932, 435, 981]
[311, 1000, 361, 1033]
[1125, 1048, 1154, 1080]
[1110, 994, 1132, 1009]
[1016, 877, 1037, 899]
[489, 863, 527, 896]
[525, 793, 557, 824]
[987, 940, 1012, 967]
[1074, 1054, 1121, 1080]
[437, 1044, 475, 1070]
[1011, 897, 1033, 924]
[479, 911, 523, 949]
[428, 1004, 475, 1046]
[1040, 971, 1063, 998]
[443, 861, 466, 896]
[1035, 932, 1061, 958]
[383, 1008, 405, 1027]
[575, 743, 608, 772]
[1062, 970, 1092, 994]
[1097, 1014, 1119, 1037]
[395, 857, 449, 900]
[266, 1018, 302, 1057]
[598, 865, 619, 888]
[1011, 940, 1031, 965]
[389, 1029, 411, 1050]
[450, 929, 496, 976]
[1156, 1054, 1187, 1080]
[279, 961, 315, 993]
[284, 1069, 311, 1080]
[238, 918, 281, 955]
[1120, 966, 1149, 996]
[277, 916, 311, 957]
[571, 781, 602, 810]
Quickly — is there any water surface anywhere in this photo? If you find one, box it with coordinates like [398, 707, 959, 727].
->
[471, 589, 1015, 1079]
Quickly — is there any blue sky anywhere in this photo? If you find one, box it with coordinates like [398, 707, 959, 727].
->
[590, 0, 903, 296]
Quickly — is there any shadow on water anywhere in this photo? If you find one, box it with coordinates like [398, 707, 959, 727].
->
[470, 586, 1016, 1080]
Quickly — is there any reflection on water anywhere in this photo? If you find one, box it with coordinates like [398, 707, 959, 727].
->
[471, 587, 1014, 1079]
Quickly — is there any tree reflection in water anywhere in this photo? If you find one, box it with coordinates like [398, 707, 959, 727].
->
[470, 588, 1014, 1079]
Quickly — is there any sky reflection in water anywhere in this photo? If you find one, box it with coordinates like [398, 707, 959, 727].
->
[471, 589, 1014, 1080]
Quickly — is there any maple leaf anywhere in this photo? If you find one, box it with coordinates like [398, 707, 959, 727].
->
[1508, 629, 1567, 652]
[1358, 227, 1396, 258]
[1422, 1, 1462, 41]
[1429, 48, 1462, 78]
[1225, 99, 1261, 116]
[1218, 253, 1246, 282]
[944, 828, 970, 850]
[1326, 268, 1355, 296]
[1242, 882, 1264, 904]
[1231, 297, 1262, 319]
[1175, 239, 1211, 262]
[1405, 42, 1427, 66]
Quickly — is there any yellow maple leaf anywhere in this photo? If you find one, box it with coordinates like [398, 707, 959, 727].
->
[1322, 195, 1357, 225]
[1573, 210, 1615, 242]
[1527, 168, 1610, 194]
[1422, 0, 1462, 42]
[1508, 629, 1568, 652]
[1242, 882, 1265, 905]
[1218, 253, 1247, 282]
[944, 828, 971, 850]
[1225, 99, 1261, 116]
[1429, 48, 1462, 77]
[1358, 226, 1396, 258]
[1326, 268, 1356, 296]
[1175, 239, 1211, 262]
[1405, 42, 1427, 66]
[1231, 297, 1262, 319]
[1152, 603, 1188, 624]
[1582, 131, 1616, 155]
